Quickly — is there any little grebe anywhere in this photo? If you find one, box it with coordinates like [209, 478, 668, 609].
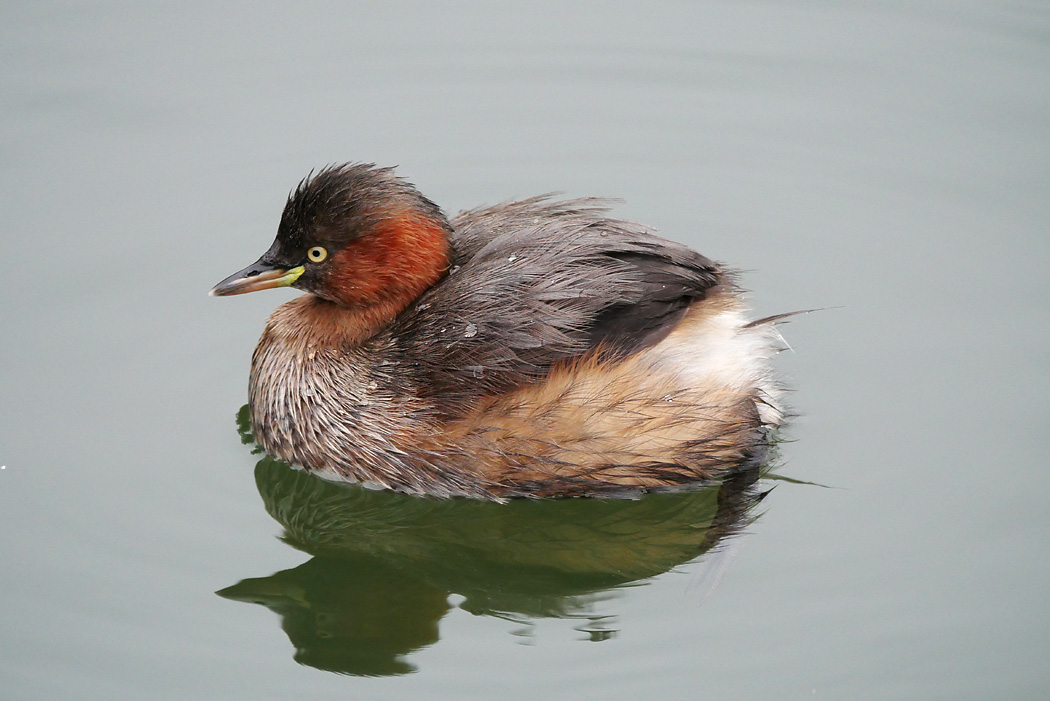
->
[212, 164, 783, 499]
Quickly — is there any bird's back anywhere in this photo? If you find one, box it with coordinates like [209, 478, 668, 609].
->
[393, 197, 725, 416]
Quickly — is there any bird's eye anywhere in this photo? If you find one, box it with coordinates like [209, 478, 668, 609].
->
[307, 246, 328, 263]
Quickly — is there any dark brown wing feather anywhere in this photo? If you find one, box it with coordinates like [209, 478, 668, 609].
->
[388, 197, 721, 413]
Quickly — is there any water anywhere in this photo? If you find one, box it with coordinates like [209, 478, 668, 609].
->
[2, 1, 1048, 698]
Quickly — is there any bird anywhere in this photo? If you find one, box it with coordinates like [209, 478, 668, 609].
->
[211, 163, 784, 499]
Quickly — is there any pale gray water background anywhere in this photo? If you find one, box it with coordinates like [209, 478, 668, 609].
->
[2, 1, 1049, 698]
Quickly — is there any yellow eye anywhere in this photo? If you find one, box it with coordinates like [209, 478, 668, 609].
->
[307, 246, 328, 263]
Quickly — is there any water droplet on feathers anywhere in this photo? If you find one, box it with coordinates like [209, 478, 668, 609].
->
[464, 323, 478, 338]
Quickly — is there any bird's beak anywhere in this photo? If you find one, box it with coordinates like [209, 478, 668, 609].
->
[210, 260, 305, 297]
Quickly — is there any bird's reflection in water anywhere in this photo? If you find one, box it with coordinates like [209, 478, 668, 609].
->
[220, 408, 771, 676]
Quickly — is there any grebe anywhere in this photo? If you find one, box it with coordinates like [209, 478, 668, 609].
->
[212, 164, 783, 498]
